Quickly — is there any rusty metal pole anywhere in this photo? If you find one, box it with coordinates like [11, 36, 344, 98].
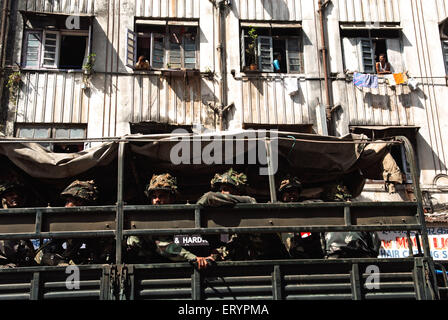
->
[318, 0, 332, 135]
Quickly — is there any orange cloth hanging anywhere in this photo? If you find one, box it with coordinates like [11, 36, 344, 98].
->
[393, 73, 407, 85]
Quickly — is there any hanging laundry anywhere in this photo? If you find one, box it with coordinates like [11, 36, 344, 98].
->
[393, 72, 408, 85]
[353, 72, 378, 89]
[407, 77, 419, 91]
[385, 74, 396, 86]
[285, 77, 299, 96]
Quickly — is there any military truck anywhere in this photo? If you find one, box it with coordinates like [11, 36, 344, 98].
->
[0, 130, 446, 300]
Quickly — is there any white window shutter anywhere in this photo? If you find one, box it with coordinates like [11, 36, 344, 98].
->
[241, 29, 246, 69]
[358, 38, 375, 73]
[150, 33, 165, 69]
[258, 36, 273, 72]
[42, 31, 60, 68]
[342, 37, 360, 73]
[126, 28, 137, 68]
[183, 36, 196, 69]
[286, 37, 301, 73]
[386, 38, 403, 73]
[24, 31, 42, 68]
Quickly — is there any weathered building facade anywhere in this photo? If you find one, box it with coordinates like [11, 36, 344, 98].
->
[1, 0, 448, 208]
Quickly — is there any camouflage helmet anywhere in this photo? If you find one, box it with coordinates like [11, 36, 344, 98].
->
[0, 181, 26, 197]
[60, 180, 99, 204]
[211, 168, 248, 193]
[145, 173, 177, 197]
[278, 176, 302, 196]
[323, 183, 352, 202]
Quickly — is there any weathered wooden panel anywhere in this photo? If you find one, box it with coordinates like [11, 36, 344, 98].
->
[15, 71, 88, 124]
[236, 0, 302, 21]
[338, 0, 400, 22]
[135, 0, 200, 18]
[344, 82, 414, 126]
[240, 76, 310, 125]
[22, 0, 94, 14]
[129, 74, 204, 125]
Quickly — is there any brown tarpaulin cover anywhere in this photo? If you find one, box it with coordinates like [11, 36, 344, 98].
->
[0, 131, 402, 198]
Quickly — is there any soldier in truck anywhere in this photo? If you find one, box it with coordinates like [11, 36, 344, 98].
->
[125, 173, 214, 270]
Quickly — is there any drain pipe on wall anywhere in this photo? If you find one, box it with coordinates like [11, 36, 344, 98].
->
[318, 0, 333, 135]
[0, 0, 12, 118]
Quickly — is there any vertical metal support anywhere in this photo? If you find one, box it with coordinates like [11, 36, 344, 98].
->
[30, 272, 40, 300]
[397, 136, 439, 298]
[350, 264, 362, 300]
[35, 210, 43, 247]
[265, 140, 277, 203]
[407, 231, 414, 257]
[413, 258, 427, 300]
[344, 206, 351, 226]
[127, 265, 135, 301]
[116, 141, 126, 265]
[100, 266, 110, 300]
[416, 232, 423, 255]
[272, 265, 283, 300]
[192, 269, 202, 300]
[195, 207, 201, 228]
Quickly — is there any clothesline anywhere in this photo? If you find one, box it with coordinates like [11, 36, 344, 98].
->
[352, 71, 418, 90]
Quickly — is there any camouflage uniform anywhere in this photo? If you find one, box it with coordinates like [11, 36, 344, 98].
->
[323, 183, 381, 259]
[125, 174, 198, 264]
[0, 182, 36, 268]
[35, 180, 115, 266]
[279, 176, 325, 259]
[199, 169, 289, 261]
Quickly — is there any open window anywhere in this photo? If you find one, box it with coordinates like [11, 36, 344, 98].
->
[240, 22, 303, 73]
[15, 123, 87, 153]
[127, 19, 199, 71]
[20, 12, 92, 70]
[341, 23, 403, 74]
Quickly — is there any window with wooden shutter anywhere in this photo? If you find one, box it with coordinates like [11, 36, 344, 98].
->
[23, 31, 42, 68]
[386, 38, 404, 73]
[127, 28, 137, 68]
[183, 36, 197, 69]
[359, 38, 375, 73]
[42, 31, 60, 68]
[286, 37, 301, 73]
[240, 29, 246, 69]
[342, 37, 360, 72]
[258, 36, 273, 72]
[151, 33, 165, 69]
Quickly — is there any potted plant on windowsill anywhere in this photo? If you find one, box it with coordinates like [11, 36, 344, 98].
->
[246, 27, 258, 71]
[82, 53, 96, 89]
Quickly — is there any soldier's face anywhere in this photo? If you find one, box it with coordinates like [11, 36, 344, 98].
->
[151, 190, 173, 205]
[220, 184, 239, 195]
[2, 191, 23, 208]
[282, 190, 300, 203]
[65, 196, 86, 207]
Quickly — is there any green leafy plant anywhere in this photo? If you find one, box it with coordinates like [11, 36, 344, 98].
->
[6, 71, 22, 103]
[82, 53, 96, 74]
[246, 27, 258, 68]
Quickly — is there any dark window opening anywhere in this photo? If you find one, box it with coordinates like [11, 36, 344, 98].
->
[241, 26, 302, 73]
[59, 35, 87, 69]
[373, 39, 387, 63]
[130, 121, 193, 135]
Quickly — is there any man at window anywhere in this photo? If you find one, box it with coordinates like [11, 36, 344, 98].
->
[376, 53, 392, 75]
[273, 53, 282, 73]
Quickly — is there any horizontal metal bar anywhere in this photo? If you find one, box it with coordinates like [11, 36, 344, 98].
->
[206, 296, 273, 300]
[0, 265, 106, 273]
[285, 284, 351, 292]
[364, 292, 416, 299]
[361, 273, 413, 279]
[205, 276, 272, 284]
[204, 286, 272, 294]
[0, 230, 115, 240]
[284, 274, 350, 281]
[139, 288, 191, 297]
[43, 290, 100, 299]
[139, 279, 192, 286]
[123, 225, 422, 237]
[286, 294, 352, 300]
[0, 283, 31, 290]
[362, 282, 415, 290]
[44, 280, 100, 289]
[0, 293, 30, 300]
[0, 202, 417, 215]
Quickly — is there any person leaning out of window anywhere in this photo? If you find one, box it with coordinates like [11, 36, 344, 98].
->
[375, 53, 392, 75]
